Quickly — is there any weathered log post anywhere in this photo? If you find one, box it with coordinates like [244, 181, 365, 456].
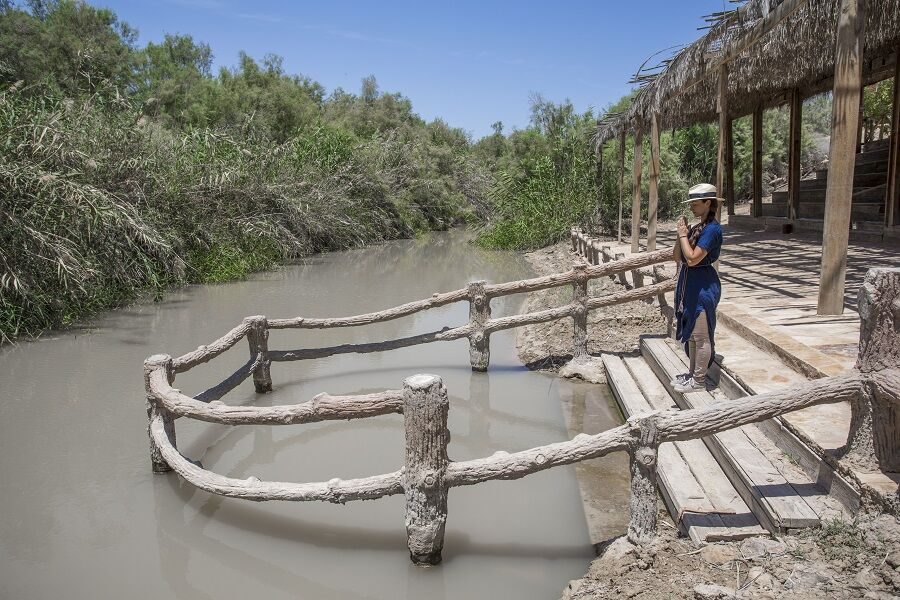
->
[600, 244, 611, 264]
[571, 228, 578, 252]
[572, 263, 589, 362]
[468, 281, 491, 371]
[615, 252, 628, 286]
[144, 353, 176, 473]
[853, 267, 900, 471]
[403, 374, 450, 566]
[591, 241, 600, 266]
[245, 315, 272, 393]
[627, 414, 660, 545]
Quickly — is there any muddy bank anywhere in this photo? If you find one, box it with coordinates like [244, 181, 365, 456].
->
[515, 241, 667, 371]
[562, 511, 900, 600]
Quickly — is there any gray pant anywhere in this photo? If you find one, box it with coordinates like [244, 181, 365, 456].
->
[688, 310, 712, 383]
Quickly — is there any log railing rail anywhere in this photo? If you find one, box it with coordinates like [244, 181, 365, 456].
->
[145, 240, 900, 565]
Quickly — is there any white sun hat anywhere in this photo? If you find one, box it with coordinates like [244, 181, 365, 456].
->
[681, 183, 723, 203]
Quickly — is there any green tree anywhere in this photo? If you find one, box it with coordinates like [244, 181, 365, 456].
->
[0, 0, 136, 93]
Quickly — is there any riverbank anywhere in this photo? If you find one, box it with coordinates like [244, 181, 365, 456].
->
[515, 240, 667, 371]
[562, 511, 900, 600]
[514, 236, 900, 599]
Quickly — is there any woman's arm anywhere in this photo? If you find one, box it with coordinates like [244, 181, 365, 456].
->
[673, 217, 686, 264]
[678, 236, 709, 266]
[675, 218, 710, 266]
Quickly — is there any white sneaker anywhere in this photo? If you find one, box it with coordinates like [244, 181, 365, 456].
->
[669, 372, 692, 387]
[673, 378, 707, 393]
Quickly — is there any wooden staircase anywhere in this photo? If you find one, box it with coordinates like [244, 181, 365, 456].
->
[763, 138, 889, 223]
[602, 336, 854, 544]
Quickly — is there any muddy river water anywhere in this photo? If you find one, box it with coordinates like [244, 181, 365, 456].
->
[0, 230, 629, 599]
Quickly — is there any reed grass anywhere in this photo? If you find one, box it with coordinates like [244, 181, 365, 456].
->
[0, 81, 484, 342]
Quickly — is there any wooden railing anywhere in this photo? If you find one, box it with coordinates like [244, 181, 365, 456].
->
[144, 247, 900, 565]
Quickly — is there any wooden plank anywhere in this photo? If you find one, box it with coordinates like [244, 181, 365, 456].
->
[624, 357, 756, 517]
[788, 88, 802, 221]
[631, 126, 643, 253]
[712, 359, 861, 514]
[716, 65, 728, 221]
[602, 355, 724, 544]
[596, 139, 604, 219]
[752, 105, 763, 218]
[604, 355, 766, 543]
[647, 113, 660, 251]
[618, 128, 626, 243]
[725, 116, 735, 217]
[641, 337, 821, 532]
[658, 338, 822, 528]
[818, 0, 865, 315]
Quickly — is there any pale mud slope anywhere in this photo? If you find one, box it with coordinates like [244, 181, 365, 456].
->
[516, 241, 667, 370]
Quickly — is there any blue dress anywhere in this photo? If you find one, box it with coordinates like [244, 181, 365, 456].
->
[674, 221, 723, 363]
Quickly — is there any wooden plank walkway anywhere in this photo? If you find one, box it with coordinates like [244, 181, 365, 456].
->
[586, 222, 900, 500]
[602, 354, 766, 544]
[641, 336, 821, 533]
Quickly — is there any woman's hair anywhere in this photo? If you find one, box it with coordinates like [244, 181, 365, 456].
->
[688, 197, 718, 247]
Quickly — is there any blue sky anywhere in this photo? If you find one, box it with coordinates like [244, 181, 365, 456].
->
[97, 0, 729, 139]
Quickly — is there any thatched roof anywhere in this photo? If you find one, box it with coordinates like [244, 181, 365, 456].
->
[595, 0, 900, 145]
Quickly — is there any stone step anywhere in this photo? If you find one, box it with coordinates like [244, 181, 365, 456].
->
[816, 160, 885, 178]
[772, 185, 887, 204]
[601, 353, 767, 544]
[761, 203, 884, 221]
[640, 336, 824, 533]
[854, 148, 889, 165]
[785, 171, 888, 190]
[861, 138, 891, 153]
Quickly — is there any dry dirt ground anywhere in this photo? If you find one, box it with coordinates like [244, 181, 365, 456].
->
[562, 511, 900, 600]
[514, 239, 900, 600]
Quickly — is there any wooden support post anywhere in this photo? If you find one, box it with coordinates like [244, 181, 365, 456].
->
[245, 316, 272, 393]
[627, 415, 660, 545]
[886, 45, 900, 228]
[716, 65, 729, 221]
[752, 105, 764, 218]
[403, 374, 449, 566]
[571, 228, 578, 252]
[144, 354, 175, 473]
[572, 263, 589, 362]
[647, 113, 660, 251]
[851, 268, 900, 470]
[725, 116, 735, 217]
[631, 124, 643, 253]
[857, 86, 866, 153]
[618, 128, 626, 244]
[818, 0, 864, 315]
[788, 88, 803, 221]
[591, 241, 600, 266]
[468, 281, 491, 371]
[596, 140, 604, 228]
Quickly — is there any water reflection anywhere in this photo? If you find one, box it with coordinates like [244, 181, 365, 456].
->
[0, 230, 628, 600]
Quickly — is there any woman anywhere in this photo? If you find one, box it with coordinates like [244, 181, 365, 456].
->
[671, 183, 723, 393]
